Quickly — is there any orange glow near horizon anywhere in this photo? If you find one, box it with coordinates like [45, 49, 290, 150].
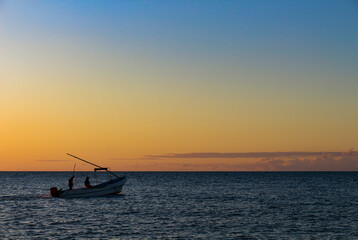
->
[0, 72, 357, 171]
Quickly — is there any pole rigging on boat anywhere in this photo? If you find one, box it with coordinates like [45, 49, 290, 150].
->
[72, 163, 76, 175]
[66, 153, 120, 178]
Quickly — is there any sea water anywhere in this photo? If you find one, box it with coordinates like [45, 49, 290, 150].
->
[0, 172, 357, 239]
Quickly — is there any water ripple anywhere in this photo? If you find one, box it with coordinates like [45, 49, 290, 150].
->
[0, 172, 358, 239]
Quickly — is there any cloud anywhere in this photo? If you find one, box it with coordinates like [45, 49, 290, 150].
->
[110, 157, 160, 161]
[249, 153, 358, 171]
[142, 150, 358, 171]
[151, 154, 358, 171]
[144, 150, 355, 159]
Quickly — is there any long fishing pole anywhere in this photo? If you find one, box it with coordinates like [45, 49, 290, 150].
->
[66, 153, 120, 178]
[72, 163, 76, 187]
[72, 163, 76, 176]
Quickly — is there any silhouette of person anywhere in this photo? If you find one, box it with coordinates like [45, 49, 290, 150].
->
[85, 177, 93, 188]
[68, 175, 75, 190]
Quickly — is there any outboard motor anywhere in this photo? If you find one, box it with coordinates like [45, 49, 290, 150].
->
[50, 187, 59, 197]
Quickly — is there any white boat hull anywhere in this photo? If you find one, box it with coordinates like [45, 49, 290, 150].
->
[53, 176, 127, 198]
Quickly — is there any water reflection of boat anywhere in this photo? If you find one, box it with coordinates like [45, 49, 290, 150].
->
[50, 153, 127, 198]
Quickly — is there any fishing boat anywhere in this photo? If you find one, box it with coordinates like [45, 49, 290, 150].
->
[50, 153, 127, 198]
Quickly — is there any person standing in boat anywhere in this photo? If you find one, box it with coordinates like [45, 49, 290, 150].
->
[68, 175, 75, 190]
[85, 177, 93, 188]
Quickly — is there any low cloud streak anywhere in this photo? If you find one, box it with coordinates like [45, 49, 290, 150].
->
[143, 150, 358, 171]
[145, 150, 355, 159]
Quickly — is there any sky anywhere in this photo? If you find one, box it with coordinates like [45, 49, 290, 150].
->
[0, 0, 357, 171]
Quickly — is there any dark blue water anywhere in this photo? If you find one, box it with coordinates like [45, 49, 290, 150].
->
[0, 172, 358, 239]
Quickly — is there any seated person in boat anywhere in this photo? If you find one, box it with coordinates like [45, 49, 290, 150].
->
[68, 175, 75, 190]
[85, 177, 93, 188]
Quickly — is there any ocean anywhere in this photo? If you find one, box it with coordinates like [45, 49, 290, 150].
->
[0, 172, 357, 239]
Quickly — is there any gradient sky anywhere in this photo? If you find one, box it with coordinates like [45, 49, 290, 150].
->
[1, 0, 357, 171]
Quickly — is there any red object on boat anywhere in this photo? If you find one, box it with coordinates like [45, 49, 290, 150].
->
[50, 187, 59, 197]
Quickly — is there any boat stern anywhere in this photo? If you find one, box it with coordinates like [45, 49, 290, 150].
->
[50, 187, 59, 197]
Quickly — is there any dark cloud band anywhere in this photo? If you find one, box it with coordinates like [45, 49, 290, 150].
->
[144, 150, 355, 159]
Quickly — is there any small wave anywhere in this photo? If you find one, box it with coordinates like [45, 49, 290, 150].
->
[0, 194, 46, 201]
